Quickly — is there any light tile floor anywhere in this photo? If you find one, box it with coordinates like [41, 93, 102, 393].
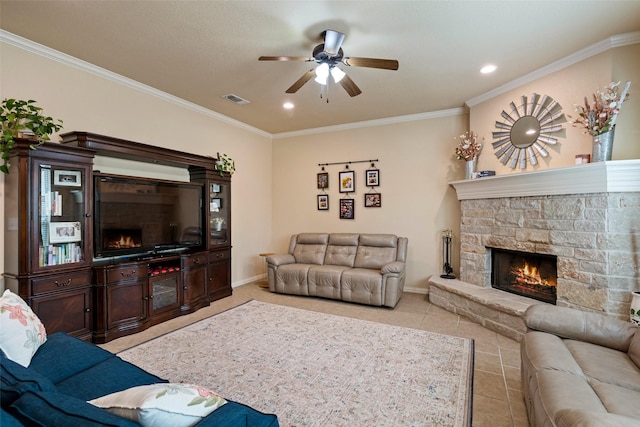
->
[101, 283, 530, 426]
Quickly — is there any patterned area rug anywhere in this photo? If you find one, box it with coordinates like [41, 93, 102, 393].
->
[118, 300, 474, 426]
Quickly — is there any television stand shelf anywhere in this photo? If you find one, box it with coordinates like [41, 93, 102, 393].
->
[3, 132, 232, 343]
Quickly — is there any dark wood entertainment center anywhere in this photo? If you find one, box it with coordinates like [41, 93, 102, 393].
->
[3, 132, 231, 343]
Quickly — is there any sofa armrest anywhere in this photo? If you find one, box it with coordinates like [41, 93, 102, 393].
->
[266, 254, 295, 267]
[381, 261, 404, 275]
[524, 304, 637, 352]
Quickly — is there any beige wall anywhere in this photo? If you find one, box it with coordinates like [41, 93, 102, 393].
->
[272, 114, 467, 292]
[1, 42, 273, 291]
[470, 44, 640, 174]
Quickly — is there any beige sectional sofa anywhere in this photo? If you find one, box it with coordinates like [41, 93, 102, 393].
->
[521, 304, 640, 427]
[266, 233, 408, 308]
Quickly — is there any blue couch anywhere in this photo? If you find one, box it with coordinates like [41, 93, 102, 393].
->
[1, 332, 278, 426]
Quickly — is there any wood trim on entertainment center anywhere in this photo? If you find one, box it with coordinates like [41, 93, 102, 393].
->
[4, 132, 232, 343]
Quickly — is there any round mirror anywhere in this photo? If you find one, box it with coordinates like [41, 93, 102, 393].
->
[510, 116, 541, 148]
[492, 94, 565, 169]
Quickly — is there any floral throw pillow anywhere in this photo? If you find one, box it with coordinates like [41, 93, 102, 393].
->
[0, 289, 47, 367]
[88, 383, 227, 427]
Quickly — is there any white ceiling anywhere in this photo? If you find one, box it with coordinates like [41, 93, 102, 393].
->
[2, 1, 640, 135]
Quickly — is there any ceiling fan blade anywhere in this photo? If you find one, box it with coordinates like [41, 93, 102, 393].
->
[339, 74, 362, 97]
[343, 57, 399, 70]
[323, 30, 345, 56]
[259, 56, 312, 62]
[285, 69, 316, 93]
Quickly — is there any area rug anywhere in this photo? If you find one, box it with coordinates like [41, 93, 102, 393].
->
[118, 300, 474, 426]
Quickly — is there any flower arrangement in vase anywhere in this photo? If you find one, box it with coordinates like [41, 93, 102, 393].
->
[211, 217, 224, 231]
[454, 131, 483, 179]
[568, 81, 631, 136]
[215, 153, 235, 176]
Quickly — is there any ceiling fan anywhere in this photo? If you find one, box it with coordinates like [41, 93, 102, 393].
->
[259, 30, 399, 97]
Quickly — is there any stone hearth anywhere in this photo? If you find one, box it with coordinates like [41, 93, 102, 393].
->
[429, 160, 640, 341]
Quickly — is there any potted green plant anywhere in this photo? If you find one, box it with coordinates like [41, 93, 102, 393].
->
[215, 153, 235, 176]
[1, 98, 64, 173]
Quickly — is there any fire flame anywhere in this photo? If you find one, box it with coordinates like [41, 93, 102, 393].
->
[511, 262, 556, 288]
[108, 235, 141, 249]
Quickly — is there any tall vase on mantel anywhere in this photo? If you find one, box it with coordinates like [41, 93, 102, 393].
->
[630, 291, 640, 326]
[592, 127, 615, 162]
[465, 158, 477, 180]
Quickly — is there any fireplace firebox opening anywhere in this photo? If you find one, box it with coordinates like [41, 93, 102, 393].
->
[490, 248, 557, 304]
[103, 228, 143, 250]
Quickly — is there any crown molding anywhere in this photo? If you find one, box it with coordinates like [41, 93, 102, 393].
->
[465, 31, 640, 108]
[0, 30, 271, 139]
[272, 107, 467, 139]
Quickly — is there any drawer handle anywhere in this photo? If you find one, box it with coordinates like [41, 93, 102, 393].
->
[121, 270, 136, 278]
[54, 279, 72, 287]
[193, 258, 201, 264]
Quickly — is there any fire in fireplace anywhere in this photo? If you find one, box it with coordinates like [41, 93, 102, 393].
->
[491, 248, 557, 304]
[103, 229, 143, 250]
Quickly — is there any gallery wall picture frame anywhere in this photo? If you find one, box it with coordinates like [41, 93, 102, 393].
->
[366, 169, 380, 187]
[339, 171, 355, 193]
[339, 198, 355, 219]
[49, 221, 82, 244]
[317, 194, 329, 210]
[364, 193, 382, 207]
[53, 170, 82, 187]
[317, 172, 329, 189]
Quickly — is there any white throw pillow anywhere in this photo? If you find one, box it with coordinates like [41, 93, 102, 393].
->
[89, 383, 227, 427]
[0, 289, 47, 367]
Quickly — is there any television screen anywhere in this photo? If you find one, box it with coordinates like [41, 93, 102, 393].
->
[94, 174, 203, 259]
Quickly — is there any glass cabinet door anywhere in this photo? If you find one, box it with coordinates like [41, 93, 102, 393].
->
[37, 163, 87, 269]
[208, 181, 230, 247]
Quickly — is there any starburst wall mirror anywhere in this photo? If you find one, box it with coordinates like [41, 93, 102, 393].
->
[492, 94, 566, 169]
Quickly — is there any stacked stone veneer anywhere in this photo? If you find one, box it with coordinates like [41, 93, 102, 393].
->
[459, 192, 640, 318]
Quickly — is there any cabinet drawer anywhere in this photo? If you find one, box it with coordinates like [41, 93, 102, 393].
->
[182, 253, 208, 269]
[106, 264, 146, 284]
[31, 271, 92, 295]
[209, 249, 231, 263]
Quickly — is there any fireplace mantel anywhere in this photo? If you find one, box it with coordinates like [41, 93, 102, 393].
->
[450, 160, 640, 200]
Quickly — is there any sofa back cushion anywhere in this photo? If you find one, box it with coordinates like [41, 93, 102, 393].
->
[354, 234, 398, 270]
[324, 234, 359, 267]
[291, 233, 329, 265]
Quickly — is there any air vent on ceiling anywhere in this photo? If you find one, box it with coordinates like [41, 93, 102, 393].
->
[222, 94, 250, 105]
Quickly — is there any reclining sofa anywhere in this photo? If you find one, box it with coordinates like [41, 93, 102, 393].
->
[521, 304, 640, 427]
[266, 233, 408, 308]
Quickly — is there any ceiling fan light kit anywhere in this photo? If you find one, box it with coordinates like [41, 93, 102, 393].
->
[259, 29, 399, 97]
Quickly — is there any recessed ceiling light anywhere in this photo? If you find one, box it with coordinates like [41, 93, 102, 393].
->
[480, 64, 497, 74]
[283, 102, 294, 109]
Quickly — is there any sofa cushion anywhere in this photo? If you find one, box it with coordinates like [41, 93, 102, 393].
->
[55, 355, 167, 401]
[354, 234, 398, 269]
[308, 265, 349, 299]
[628, 331, 640, 369]
[341, 268, 383, 306]
[534, 370, 608, 421]
[192, 400, 279, 427]
[564, 339, 640, 392]
[29, 332, 115, 384]
[0, 289, 47, 367]
[0, 350, 57, 407]
[89, 383, 227, 427]
[0, 407, 23, 427]
[555, 409, 640, 427]
[10, 390, 139, 427]
[324, 233, 359, 267]
[274, 264, 312, 295]
[292, 233, 328, 265]
[590, 380, 640, 419]
[520, 332, 585, 376]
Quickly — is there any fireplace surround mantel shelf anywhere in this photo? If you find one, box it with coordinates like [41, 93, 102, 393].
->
[450, 159, 640, 200]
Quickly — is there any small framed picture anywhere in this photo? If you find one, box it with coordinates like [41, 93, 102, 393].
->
[339, 198, 355, 219]
[54, 170, 81, 187]
[366, 169, 380, 187]
[317, 194, 329, 210]
[49, 221, 81, 243]
[211, 198, 222, 209]
[211, 184, 221, 193]
[364, 193, 381, 207]
[317, 172, 329, 189]
[339, 171, 355, 193]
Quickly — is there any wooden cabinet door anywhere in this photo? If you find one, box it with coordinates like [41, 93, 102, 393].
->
[208, 249, 231, 300]
[106, 281, 148, 330]
[31, 287, 92, 340]
[182, 266, 207, 308]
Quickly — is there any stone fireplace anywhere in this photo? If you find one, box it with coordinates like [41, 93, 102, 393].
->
[429, 160, 640, 341]
[491, 248, 557, 304]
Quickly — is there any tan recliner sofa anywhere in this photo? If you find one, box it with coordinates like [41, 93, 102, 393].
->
[266, 233, 408, 308]
[521, 304, 640, 427]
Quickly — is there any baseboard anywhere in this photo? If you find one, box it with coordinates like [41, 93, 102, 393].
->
[404, 286, 428, 295]
[232, 274, 266, 288]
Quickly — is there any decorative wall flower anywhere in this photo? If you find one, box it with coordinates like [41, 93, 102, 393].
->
[454, 131, 483, 161]
[568, 81, 631, 136]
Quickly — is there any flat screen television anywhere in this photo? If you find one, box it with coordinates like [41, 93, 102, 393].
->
[94, 173, 203, 259]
